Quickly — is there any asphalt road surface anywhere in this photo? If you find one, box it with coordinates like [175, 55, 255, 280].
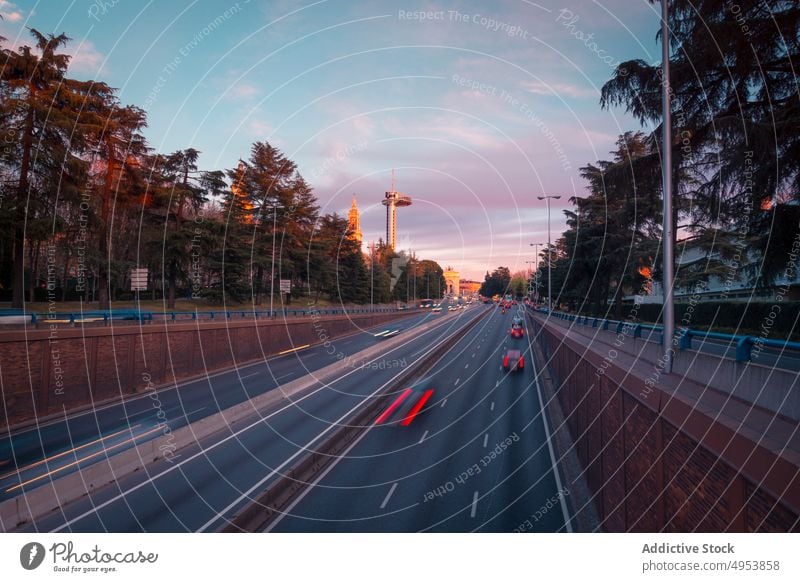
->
[268, 304, 569, 533]
[0, 307, 443, 504]
[11, 302, 489, 532]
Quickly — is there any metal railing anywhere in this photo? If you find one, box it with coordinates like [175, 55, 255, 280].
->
[1, 306, 412, 327]
[532, 307, 800, 363]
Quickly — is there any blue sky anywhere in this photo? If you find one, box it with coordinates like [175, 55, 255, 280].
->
[1, 0, 662, 279]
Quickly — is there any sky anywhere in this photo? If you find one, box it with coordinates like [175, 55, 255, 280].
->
[0, 0, 663, 280]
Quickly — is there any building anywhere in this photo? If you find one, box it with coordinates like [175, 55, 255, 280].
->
[628, 236, 800, 303]
[444, 268, 460, 296]
[459, 280, 481, 295]
[382, 172, 412, 249]
[347, 195, 362, 245]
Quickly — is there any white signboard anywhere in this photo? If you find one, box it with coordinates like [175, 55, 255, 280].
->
[130, 268, 148, 291]
[279, 279, 291, 293]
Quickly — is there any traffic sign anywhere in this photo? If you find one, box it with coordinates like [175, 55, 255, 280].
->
[130, 268, 148, 291]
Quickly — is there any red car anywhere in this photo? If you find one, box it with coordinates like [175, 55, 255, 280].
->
[502, 349, 524, 372]
[510, 324, 524, 338]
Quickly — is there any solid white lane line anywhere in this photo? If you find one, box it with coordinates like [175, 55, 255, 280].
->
[380, 483, 399, 509]
[241, 372, 260, 379]
[471, 491, 479, 518]
[490, 401, 495, 411]
[483, 433, 489, 448]
[440, 398, 447, 408]
[525, 313, 573, 533]
[419, 430, 429, 444]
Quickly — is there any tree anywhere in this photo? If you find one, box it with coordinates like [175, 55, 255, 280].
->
[600, 0, 800, 284]
[0, 30, 99, 307]
[83, 103, 149, 309]
[236, 142, 319, 305]
[144, 149, 224, 308]
[480, 266, 512, 297]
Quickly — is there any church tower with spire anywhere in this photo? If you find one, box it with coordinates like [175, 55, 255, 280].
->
[347, 194, 363, 245]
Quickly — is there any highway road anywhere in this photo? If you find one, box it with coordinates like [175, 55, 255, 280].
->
[9, 301, 489, 532]
[0, 307, 440, 504]
[267, 304, 569, 533]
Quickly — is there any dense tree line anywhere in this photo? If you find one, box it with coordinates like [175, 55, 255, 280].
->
[537, 0, 799, 315]
[0, 30, 444, 309]
[479, 267, 512, 298]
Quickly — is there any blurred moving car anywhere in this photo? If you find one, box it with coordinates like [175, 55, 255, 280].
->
[510, 322, 524, 338]
[374, 328, 400, 338]
[502, 349, 524, 372]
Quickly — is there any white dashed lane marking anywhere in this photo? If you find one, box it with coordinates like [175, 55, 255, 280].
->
[380, 483, 399, 509]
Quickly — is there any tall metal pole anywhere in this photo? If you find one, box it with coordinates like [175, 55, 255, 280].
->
[537, 196, 561, 310]
[268, 203, 283, 315]
[547, 200, 552, 310]
[530, 242, 543, 303]
[661, 0, 675, 373]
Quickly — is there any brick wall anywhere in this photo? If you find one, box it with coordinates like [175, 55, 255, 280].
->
[535, 317, 800, 533]
[0, 311, 414, 428]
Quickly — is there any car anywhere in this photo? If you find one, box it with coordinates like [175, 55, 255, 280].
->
[374, 328, 400, 338]
[512, 315, 523, 325]
[502, 349, 524, 372]
[510, 324, 524, 338]
[432, 306, 442, 313]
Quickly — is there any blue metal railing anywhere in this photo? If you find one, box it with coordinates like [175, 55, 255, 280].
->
[3, 306, 410, 326]
[530, 307, 800, 363]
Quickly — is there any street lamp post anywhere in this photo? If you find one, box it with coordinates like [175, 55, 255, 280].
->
[661, 0, 675, 373]
[525, 260, 536, 302]
[529, 242, 544, 304]
[370, 243, 374, 310]
[266, 203, 284, 316]
[537, 196, 561, 310]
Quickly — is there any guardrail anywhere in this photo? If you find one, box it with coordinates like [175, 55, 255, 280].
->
[532, 307, 800, 363]
[1, 306, 412, 326]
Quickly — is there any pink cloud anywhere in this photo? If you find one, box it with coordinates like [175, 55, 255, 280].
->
[67, 40, 107, 77]
[0, 0, 23, 22]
